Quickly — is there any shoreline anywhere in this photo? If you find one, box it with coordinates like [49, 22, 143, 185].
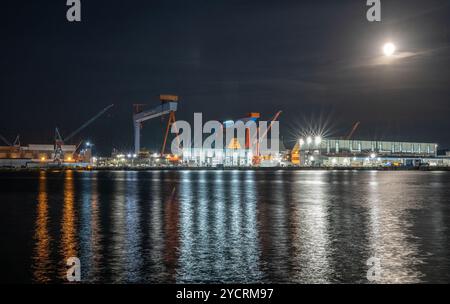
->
[1, 166, 450, 172]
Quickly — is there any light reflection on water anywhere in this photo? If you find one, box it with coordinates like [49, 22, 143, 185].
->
[59, 170, 78, 279]
[17, 170, 450, 283]
[32, 171, 52, 282]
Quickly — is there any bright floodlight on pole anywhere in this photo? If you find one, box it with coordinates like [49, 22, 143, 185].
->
[314, 135, 322, 146]
[299, 138, 304, 146]
[306, 136, 312, 145]
[370, 153, 376, 159]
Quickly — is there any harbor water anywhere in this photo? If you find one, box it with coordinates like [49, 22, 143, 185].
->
[0, 170, 449, 283]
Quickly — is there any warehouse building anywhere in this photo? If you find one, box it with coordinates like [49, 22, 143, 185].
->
[0, 144, 92, 168]
[294, 138, 440, 167]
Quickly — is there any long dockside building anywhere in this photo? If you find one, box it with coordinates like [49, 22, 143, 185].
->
[295, 138, 440, 167]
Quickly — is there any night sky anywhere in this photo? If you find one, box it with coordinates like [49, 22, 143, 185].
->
[1, 0, 449, 154]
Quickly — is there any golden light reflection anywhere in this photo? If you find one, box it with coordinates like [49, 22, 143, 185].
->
[33, 171, 52, 283]
[60, 170, 78, 278]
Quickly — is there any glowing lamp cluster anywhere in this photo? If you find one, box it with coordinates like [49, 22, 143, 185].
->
[299, 135, 322, 147]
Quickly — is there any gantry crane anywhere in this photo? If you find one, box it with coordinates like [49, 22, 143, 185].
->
[133, 95, 179, 156]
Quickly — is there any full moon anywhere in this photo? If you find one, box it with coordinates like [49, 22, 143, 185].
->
[383, 43, 396, 56]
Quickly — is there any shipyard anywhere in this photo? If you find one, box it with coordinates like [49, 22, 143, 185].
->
[1, 94, 449, 170]
[1, 0, 450, 288]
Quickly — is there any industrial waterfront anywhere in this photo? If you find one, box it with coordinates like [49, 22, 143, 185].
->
[1, 96, 449, 170]
[1, 169, 449, 283]
[1, 0, 449, 290]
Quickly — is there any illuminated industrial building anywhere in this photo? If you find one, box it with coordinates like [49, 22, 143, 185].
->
[293, 138, 441, 167]
[0, 144, 92, 168]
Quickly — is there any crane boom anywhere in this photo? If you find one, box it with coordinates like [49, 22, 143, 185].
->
[13, 135, 20, 147]
[64, 104, 114, 142]
[346, 121, 360, 140]
[0, 133, 12, 146]
[259, 111, 282, 143]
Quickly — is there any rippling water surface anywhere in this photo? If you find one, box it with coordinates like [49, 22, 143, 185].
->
[0, 170, 449, 283]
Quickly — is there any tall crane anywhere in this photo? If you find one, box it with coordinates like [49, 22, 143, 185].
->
[251, 111, 282, 165]
[345, 121, 360, 140]
[258, 111, 282, 144]
[133, 95, 178, 155]
[54, 104, 114, 161]
[0, 133, 12, 146]
[13, 135, 20, 147]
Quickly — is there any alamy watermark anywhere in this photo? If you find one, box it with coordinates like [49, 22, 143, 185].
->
[168, 113, 280, 157]
[366, 257, 381, 282]
[366, 0, 381, 22]
[66, 0, 81, 22]
[66, 257, 81, 282]
[66, 1, 381, 23]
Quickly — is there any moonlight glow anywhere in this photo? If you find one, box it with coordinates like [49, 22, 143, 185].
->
[383, 43, 396, 56]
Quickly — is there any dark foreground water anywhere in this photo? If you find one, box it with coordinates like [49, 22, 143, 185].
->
[0, 170, 449, 284]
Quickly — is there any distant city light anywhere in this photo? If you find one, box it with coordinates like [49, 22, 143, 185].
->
[307, 136, 312, 145]
[299, 138, 305, 146]
[370, 153, 377, 159]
